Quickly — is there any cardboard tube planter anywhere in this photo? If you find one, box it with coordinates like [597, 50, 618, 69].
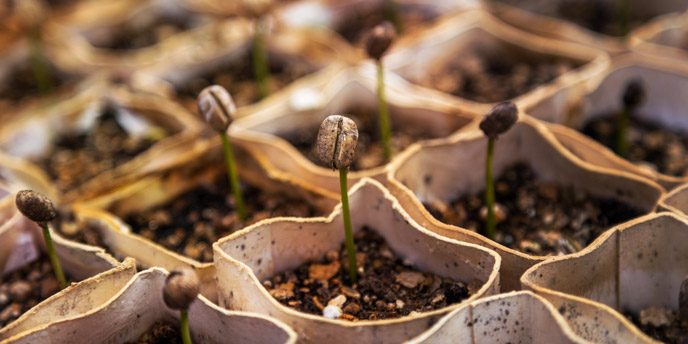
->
[407, 291, 586, 344]
[659, 183, 688, 218]
[214, 178, 501, 344]
[1, 268, 297, 344]
[522, 212, 688, 343]
[386, 114, 664, 291]
[632, 11, 688, 63]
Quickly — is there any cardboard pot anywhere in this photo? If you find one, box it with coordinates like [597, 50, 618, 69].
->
[386, 114, 664, 291]
[214, 178, 501, 344]
[1, 268, 297, 344]
[406, 291, 586, 344]
[521, 212, 688, 343]
[659, 183, 688, 218]
[632, 11, 688, 63]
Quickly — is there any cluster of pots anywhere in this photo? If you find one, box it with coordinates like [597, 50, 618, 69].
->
[1, 0, 688, 343]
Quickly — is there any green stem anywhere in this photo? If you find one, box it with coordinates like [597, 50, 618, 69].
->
[181, 310, 191, 344]
[29, 29, 52, 94]
[42, 225, 67, 290]
[484, 138, 496, 241]
[617, 0, 630, 37]
[252, 19, 270, 100]
[614, 107, 629, 157]
[221, 132, 247, 222]
[377, 60, 392, 162]
[339, 167, 358, 285]
[383, 0, 403, 34]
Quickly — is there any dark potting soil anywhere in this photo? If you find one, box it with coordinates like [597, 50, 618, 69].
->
[423, 163, 644, 256]
[35, 107, 161, 193]
[264, 227, 477, 321]
[52, 211, 110, 251]
[280, 107, 446, 171]
[336, 2, 438, 44]
[88, 15, 195, 51]
[125, 173, 323, 263]
[127, 321, 181, 344]
[175, 50, 318, 110]
[582, 114, 688, 177]
[418, 51, 576, 103]
[0, 59, 71, 105]
[0, 255, 73, 327]
[496, 0, 653, 37]
[625, 307, 688, 344]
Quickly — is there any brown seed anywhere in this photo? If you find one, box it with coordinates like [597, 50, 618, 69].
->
[479, 102, 518, 139]
[316, 115, 358, 170]
[198, 85, 236, 132]
[163, 267, 200, 311]
[365, 21, 396, 61]
[15, 190, 56, 227]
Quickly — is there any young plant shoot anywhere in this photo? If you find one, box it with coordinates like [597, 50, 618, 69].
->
[478, 102, 518, 241]
[163, 267, 200, 344]
[198, 85, 247, 221]
[365, 21, 396, 163]
[615, 78, 645, 157]
[15, 190, 66, 289]
[317, 115, 359, 285]
[17, 0, 52, 94]
[242, 0, 273, 100]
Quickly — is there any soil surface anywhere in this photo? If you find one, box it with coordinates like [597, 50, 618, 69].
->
[280, 107, 452, 171]
[53, 211, 109, 251]
[496, 0, 653, 37]
[89, 15, 195, 51]
[175, 50, 318, 110]
[337, 2, 438, 44]
[35, 106, 162, 193]
[264, 227, 477, 321]
[582, 114, 688, 177]
[423, 163, 644, 256]
[0, 59, 70, 105]
[625, 306, 688, 343]
[125, 173, 323, 262]
[0, 255, 73, 327]
[418, 51, 576, 103]
[127, 321, 181, 344]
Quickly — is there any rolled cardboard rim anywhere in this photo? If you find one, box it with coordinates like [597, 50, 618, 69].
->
[659, 183, 688, 217]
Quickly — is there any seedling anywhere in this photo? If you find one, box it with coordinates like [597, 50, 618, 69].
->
[382, 0, 403, 34]
[617, 0, 631, 37]
[615, 78, 645, 157]
[163, 267, 200, 344]
[317, 115, 359, 285]
[478, 102, 518, 240]
[17, 0, 52, 94]
[198, 85, 247, 221]
[365, 21, 396, 162]
[15, 190, 66, 289]
[241, 0, 273, 100]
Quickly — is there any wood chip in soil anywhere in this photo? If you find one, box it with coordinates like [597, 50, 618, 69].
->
[125, 172, 323, 263]
[423, 162, 645, 256]
[263, 227, 478, 321]
[418, 49, 577, 103]
[127, 320, 181, 344]
[280, 107, 455, 171]
[0, 255, 74, 327]
[35, 106, 163, 193]
[582, 114, 688, 177]
[625, 307, 688, 344]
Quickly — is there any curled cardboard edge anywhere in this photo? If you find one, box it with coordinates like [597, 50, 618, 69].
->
[385, 114, 665, 291]
[520, 212, 688, 343]
[384, 8, 610, 120]
[631, 11, 688, 63]
[231, 63, 479, 201]
[1, 267, 298, 344]
[406, 290, 587, 344]
[659, 183, 688, 217]
[214, 178, 501, 344]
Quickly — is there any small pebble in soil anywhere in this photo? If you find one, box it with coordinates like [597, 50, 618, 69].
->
[126, 321, 181, 344]
[423, 163, 644, 256]
[263, 227, 475, 321]
[582, 114, 688, 177]
[625, 306, 688, 343]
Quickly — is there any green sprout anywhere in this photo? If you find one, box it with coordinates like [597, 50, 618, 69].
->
[617, 0, 631, 37]
[17, 0, 52, 94]
[615, 78, 645, 157]
[364, 21, 396, 163]
[252, 19, 270, 100]
[15, 190, 66, 290]
[382, 0, 403, 34]
[478, 102, 518, 241]
[198, 85, 247, 222]
[163, 267, 200, 344]
[317, 115, 359, 285]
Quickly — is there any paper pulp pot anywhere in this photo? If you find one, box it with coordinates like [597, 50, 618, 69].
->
[632, 11, 688, 63]
[406, 291, 586, 344]
[659, 183, 688, 218]
[1, 268, 297, 344]
[528, 53, 688, 190]
[484, 0, 687, 54]
[385, 114, 664, 291]
[214, 178, 501, 344]
[521, 212, 688, 343]
[0, 82, 203, 204]
[384, 9, 609, 119]
[231, 63, 476, 201]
